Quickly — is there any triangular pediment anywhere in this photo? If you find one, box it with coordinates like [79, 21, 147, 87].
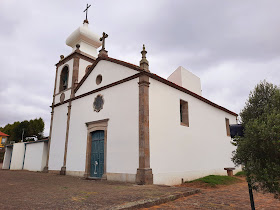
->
[75, 57, 143, 96]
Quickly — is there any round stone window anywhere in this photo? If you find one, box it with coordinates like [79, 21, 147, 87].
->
[96, 75, 102, 85]
[60, 93, 65, 103]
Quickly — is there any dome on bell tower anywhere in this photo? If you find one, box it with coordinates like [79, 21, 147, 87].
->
[66, 22, 102, 58]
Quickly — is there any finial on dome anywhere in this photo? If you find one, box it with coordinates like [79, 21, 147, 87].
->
[140, 44, 149, 71]
[83, 4, 91, 24]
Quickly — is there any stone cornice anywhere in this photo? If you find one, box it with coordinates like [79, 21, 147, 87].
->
[53, 73, 141, 108]
[55, 50, 96, 68]
[53, 55, 238, 117]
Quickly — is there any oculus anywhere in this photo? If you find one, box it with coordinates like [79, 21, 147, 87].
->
[93, 94, 104, 112]
[96, 74, 102, 85]
[60, 93, 65, 103]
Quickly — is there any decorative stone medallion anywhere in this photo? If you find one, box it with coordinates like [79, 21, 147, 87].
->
[93, 94, 104, 112]
[60, 93, 65, 103]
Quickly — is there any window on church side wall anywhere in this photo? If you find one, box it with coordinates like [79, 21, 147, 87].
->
[225, 118, 230, 136]
[59, 66, 69, 92]
[180, 100, 189, 127]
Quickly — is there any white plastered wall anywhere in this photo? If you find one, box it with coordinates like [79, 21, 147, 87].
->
[78, 59, 93, 82]
[54, 89, 71, 104]
[2, 147, 13, 169]
[66, 78, 139, 180]
[149, 78, 238, 185]
[48, 103, 68, 170]
[10, 142, 25, 170]
[76, 60, 137, 96]
[76, 42, 99, 58]
[23, 142, 48, 171]
[167, 66, 202, 96]
[55, 60, 73, 95]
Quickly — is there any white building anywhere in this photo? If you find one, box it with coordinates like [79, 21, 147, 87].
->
[44, 19, 238, 185]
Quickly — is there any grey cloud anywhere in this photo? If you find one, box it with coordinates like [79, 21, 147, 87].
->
[1, 0, 280, 135]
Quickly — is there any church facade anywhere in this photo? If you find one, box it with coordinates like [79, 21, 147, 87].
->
[45, 20, 238, 185]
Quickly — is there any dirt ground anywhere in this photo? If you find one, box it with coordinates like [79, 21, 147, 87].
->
[0, 169, 196, 210]
[144, 178, 280, 209]
[1, 167, 280, 209]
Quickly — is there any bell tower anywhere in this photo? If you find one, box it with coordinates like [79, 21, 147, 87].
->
[44, 6, 102, 174]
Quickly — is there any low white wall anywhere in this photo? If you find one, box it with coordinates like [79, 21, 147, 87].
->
[23, 141, 48, 171]
[10, 142, 25, 170]
[2, 147, 13, 169]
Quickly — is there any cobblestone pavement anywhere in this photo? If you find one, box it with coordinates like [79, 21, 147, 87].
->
[0, 169, 197, 209]
[143, 180, 280, 209]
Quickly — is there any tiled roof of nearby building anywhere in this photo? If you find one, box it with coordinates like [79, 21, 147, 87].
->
[0, 131, 9, 137]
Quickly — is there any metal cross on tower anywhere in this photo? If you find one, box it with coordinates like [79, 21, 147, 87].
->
[83, 4, 91, 23]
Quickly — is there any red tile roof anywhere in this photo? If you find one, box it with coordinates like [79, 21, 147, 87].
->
[0, 131, 9, 137]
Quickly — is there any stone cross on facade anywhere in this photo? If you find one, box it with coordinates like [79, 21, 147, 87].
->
[99, 32, 109, 57]
[83, 4, 91, 23]
[100, 32, 109, 51]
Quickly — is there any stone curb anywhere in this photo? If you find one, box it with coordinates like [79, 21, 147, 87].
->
[111, 188, 201, 210]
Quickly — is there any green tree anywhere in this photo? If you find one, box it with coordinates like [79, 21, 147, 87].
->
[232, 81, 280, 198]
[0, 118, 45, 142]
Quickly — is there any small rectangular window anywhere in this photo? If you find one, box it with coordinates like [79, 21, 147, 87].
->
[225, 118, 230, 136]
[1, 137, 6, 144]
[180, 100, 189, 127]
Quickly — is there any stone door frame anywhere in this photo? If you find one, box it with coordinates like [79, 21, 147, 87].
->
[84, 119, 109, 179]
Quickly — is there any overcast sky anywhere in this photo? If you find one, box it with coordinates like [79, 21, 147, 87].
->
[1, 0, 280, 136]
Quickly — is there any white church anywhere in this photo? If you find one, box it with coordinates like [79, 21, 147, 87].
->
[22, 14, 238, 185]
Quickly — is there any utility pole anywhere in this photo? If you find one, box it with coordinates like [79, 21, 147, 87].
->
[22, 128, 25, 142]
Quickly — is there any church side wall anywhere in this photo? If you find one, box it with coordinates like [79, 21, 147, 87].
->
[66, 78, 139, 181]
[149, 79, 238, 185]
[48, 104, 68, 171]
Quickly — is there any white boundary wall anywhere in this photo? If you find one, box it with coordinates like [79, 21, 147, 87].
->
[2, 147, 13, 169]
[10, 142, 25, 170]
[24, 141, 48, 171]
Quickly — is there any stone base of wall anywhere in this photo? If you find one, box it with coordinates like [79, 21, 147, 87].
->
[48, 170, 60, 174]
[136, 168, 153, 185]
[107, 173, 136, 183]
[66, 170, 85, 177]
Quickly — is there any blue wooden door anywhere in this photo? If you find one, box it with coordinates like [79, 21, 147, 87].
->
[90, 130, 104, 178]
